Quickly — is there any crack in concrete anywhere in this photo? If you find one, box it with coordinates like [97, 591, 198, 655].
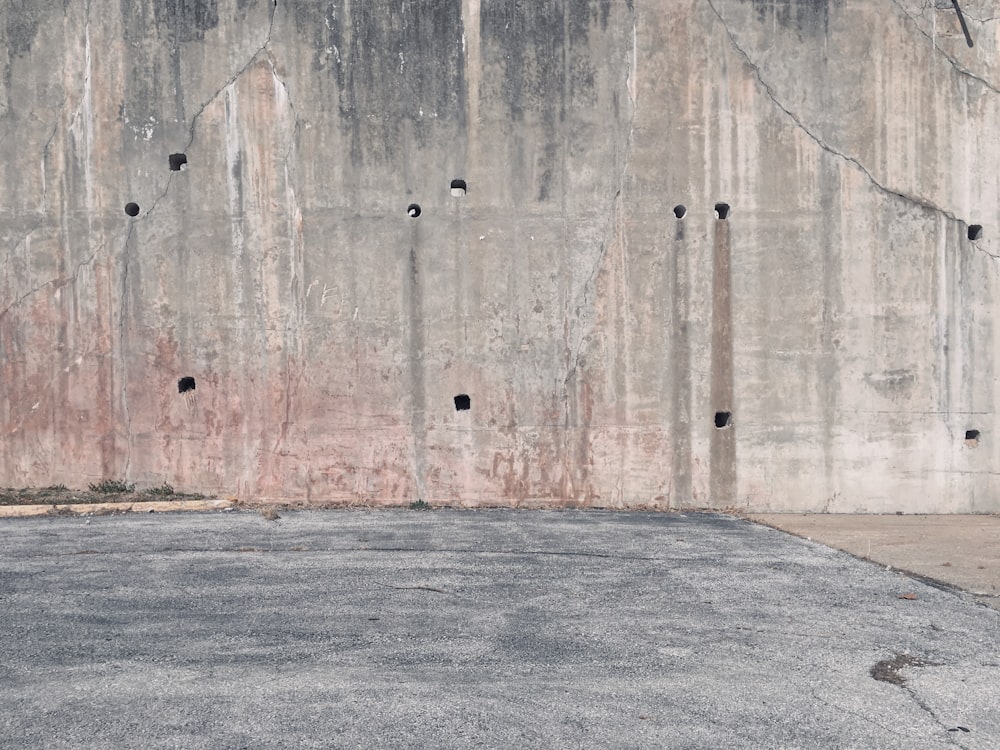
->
[968, 238, 1000, 259]
[187, 1, 278, 151]
[55, 0, 284, 478]
[0, 235, 113, 324]
[564, 10, 638, 401]
[143, 1, 279, 222]
[2, 224, 42, 297]
[891, 0, 1000, 94]
[39, 110, 61, 201]
[559, 9, 638, 502]
[1, 103, 66, 316]
[705, 0, 990, 259]
[0, 95, 100, 320]
[2, 5, 109, 322]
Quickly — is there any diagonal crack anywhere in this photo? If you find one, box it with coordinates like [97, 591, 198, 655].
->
[890, 0, 1000, 94]
[565, 11, 638, 395]
[184, 2, 278, 158]
[704, 0, 988, 253]
[2, 225, 43, 302]
[3, 1, 285, 472]
[0, 235, 115, 324]
[1, 107, 67, 317]
[968, 238, 999, 259]
[118, 2, 277, 471]
[142, 1, 279, 222]
[869, 653, 968, 746]
[901, 681, 969, 746]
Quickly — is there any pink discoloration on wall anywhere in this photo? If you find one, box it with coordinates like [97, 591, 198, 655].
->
[2, 1, 1000, 512]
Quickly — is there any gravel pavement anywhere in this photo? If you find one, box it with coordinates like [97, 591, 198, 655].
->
[1, 509, 998, 749]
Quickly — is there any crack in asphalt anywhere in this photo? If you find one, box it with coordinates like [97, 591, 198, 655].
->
[7, 546, 660, 562]
[870, 653, 970, 746]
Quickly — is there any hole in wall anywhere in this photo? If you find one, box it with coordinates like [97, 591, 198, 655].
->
[714, 411, 732, 429]
[454, 394, 471, 411]
[178, 376, 196, 394]
[714, 203, 730, 220]
[968, 225, 983, 241]
[124, 202, 140, 217]
[169, 153, 188, 171]
[450, 179, 467, 197]
[673, 204, 687, 219]
[407, 203, 422, 218]
[965, 429, 980, 445]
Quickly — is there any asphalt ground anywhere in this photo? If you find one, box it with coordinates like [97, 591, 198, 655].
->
[1, 509, 998, 749]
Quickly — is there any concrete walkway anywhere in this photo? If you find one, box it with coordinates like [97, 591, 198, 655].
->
[1, 509, 998, 749]
[751, 514, 1000, 611]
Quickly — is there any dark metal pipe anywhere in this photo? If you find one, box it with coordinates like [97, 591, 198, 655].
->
[952, 0, 974, 48]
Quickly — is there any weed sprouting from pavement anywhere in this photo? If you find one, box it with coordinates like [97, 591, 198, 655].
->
[0, 483, 211, 508]
[143, 484, 207, 500]
[88, 480, 136, 494]
[409, 499, 431, 510]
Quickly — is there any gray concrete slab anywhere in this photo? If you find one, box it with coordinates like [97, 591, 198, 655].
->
[751, 514, 1000, 611]
[2, 509, 998, 749]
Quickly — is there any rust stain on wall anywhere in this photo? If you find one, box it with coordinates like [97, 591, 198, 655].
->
[1, 1, 999, 512]
[709, 216, 735, 508]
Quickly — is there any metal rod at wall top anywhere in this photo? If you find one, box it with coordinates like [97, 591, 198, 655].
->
[952, 0, 974, 48]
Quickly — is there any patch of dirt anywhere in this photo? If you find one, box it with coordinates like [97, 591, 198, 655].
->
[0, 484, 213, 507]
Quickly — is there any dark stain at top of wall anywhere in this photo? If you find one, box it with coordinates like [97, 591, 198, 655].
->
[751, 0, 842, 35]
[481, 0, 567, 123]
[481, 0, 622, 122]
[154, 0, 220, 44]
[480, 0, 626, 201]
[4, 0, 46, 56]
[293, 0, 466, 165]
[119, 1, 180, 129]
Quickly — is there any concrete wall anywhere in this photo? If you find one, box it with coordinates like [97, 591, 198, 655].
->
[2, 0, 998, 512]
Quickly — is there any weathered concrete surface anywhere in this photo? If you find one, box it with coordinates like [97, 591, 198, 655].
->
[753, 513, 1000, 610]
[2, 510, 999, 748]
[2, 1, 999, 510]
